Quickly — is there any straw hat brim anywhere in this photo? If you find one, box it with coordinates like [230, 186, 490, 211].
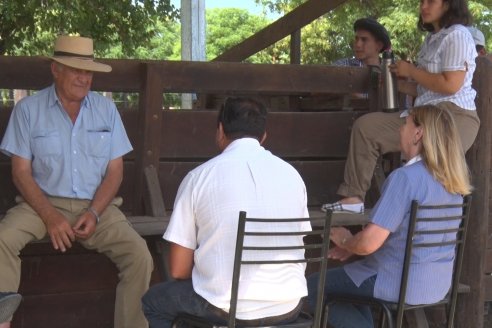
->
[52, 56, 112, 73]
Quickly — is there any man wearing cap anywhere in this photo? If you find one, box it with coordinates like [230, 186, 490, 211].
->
[333, 18, 391, 67]
[0, 35, 153, 328]
[467, 26, 487, 56]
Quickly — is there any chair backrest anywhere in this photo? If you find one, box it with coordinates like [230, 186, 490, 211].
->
[396, 195, 472, 327]
[227, 211, 333, 328]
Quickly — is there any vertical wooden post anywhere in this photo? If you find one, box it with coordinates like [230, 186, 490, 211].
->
[457, 57, 492, 328]
[288, 29, 302, 110]
[290, 29, 301, 64]
[133, 63, 163, 215]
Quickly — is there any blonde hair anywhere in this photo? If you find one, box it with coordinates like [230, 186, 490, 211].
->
[411, 105, 472, 195]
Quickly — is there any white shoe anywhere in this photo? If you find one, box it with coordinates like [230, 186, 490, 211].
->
[321, 201, 364, 214]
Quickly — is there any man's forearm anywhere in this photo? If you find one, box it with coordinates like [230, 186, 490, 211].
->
[88, 158, 123, 217]
[12, 159, 58, 224]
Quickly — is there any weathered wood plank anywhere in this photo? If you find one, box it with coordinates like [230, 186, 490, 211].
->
[132, 64, 164, 214]
[486, 275, 492, 302]
[0, 162, 17, 213]
[457, 56, 492, 328]
[12, 291, 115, 328]
[19, 253, 117, 293]
[144, 165, 167, 217]
[155, 61, 371, 94]
[0, 56, 142, 92]
[157, 160, 346, 211]
[0, 56, 372, 95]
[485, 248, 492, 274]
[159, 111, 361, 159]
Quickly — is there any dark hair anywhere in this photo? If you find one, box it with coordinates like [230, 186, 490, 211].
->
[417, 0, 472, 32]
[476, 45, 485, 53]
[217, 97, 267, 141]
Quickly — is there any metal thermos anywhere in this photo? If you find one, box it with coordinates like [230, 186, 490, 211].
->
[381, 50, 399, 112]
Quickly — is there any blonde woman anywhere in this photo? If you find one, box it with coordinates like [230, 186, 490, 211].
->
[308, 105, 471, 328]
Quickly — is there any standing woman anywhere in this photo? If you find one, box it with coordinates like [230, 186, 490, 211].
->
[322, 0, 479, 214]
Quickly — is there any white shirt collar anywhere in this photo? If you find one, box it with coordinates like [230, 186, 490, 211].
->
[404, 154, 422, 166]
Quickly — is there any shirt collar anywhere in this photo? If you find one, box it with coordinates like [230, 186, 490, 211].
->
[48, 83, 89, 109]
[404, 154, 422, 166]
[223, 138, 261, 153]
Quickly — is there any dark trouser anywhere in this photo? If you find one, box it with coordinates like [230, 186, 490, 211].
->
[142, 279, 303, 328]
[307, 267, 376, 328]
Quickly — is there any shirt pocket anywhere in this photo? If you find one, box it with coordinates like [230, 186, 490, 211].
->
[87, 131, 111, 158]
[32, 130, 62, 157]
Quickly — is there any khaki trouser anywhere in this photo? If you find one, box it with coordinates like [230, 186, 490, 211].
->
[338, 102, 480, 200]
[0, 197, 153, 328]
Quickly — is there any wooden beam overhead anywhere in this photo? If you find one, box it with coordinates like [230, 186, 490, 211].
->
[213, 0, 347, 62]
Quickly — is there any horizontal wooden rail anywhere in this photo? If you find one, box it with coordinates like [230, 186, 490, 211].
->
[0, 56, 371, 95]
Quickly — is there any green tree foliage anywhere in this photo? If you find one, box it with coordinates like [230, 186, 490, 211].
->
[206, 8, 285, 63]
[0, 0, 179, 56]
[104, 20, 181, 60]
[255, 0, 492, 63]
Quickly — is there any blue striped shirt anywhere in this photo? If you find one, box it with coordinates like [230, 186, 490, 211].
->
[332, 57, 364, 67]
[0, 84, 133, 200]
[415, 24, 477, 109]
[344, 160, 463, 304]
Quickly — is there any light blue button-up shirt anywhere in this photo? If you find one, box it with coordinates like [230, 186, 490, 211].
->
[0, 84, 132, 200]
[344, 160, 463, 305]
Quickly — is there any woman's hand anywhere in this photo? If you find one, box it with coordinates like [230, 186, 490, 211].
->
[390, 60, 414, 79]
[391, 60, 465, 95]
[330, 227, 353, 248]
[328, 246, 354, 261]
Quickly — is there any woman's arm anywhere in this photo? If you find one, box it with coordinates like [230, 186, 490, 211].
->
[392, 61, 466, 95]
[330, 223, 390, 256]
[397, 79, 418, 98]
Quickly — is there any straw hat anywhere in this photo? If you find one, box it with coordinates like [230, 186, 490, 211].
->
[51, 35, 112, 73]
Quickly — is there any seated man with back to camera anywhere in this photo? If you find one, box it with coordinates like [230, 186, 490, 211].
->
[307, 105, 471, 328]
[0, 35, 153, 328]
[142, 97, 311, 328]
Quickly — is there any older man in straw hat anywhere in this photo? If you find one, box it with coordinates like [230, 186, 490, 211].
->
[0, 35, 153, 328]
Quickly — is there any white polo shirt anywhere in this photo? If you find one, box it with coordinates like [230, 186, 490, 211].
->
[164, 138, 310, 319]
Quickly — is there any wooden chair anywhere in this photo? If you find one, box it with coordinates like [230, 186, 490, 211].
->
[324, 195, 472, 328]
[172, 210, 333, 328]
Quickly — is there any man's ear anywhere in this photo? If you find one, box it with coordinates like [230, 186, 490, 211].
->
[377, 41, 384, 53]
[260, 132, 267, 145]
[51, 62, 59, 77]
[216, 123, 227, 150]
